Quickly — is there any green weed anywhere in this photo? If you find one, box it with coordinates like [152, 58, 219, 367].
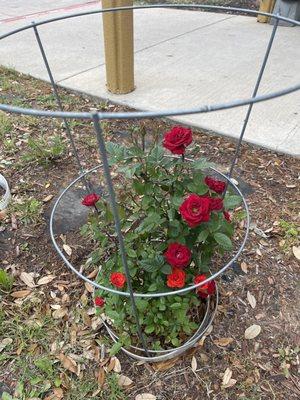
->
[0, 112, 12, 139]
[278, 346, 300, 378]
[21, 135, 66, 166]
[3, 138, 17, 155]
[0, 269, 14, 292]
[279, 219, 299, 253]
[10, 198, 43, 225]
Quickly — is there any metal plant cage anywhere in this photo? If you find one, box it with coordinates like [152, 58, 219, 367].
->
[1, 4, 299, 362]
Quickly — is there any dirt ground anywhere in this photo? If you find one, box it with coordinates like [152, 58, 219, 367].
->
[136, 1, 259, 14]
[0, 66, 299, 400]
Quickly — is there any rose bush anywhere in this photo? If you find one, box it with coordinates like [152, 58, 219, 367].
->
[81, 126, 242, 352]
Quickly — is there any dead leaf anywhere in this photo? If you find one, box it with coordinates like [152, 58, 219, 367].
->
[20, 272, 35, 288]
[0, 338, 13, 352]
[58, 353, 78, 375]
[247, 291, 256, 309]
[213, 337, 234, 347]
[240, 262, 248, 274]
[256, 248, 262, 257]
[223, 378, 237, 388]
[37, 275, 56, 285]
[191, 356, 197, 371]
[112, 356, 121, 373]
[118, 375, 133, 387]
[52, 308, 67, 319]
[135, 394, 157, 400]
[107, 357, 116, 372]
[244, 324, 261, 340]
[222, 368, 232, 386]
[11, 214, 17, 230]
[53, 388, 64, 399]
[11, 290, 31, 298]
[292, 246, 300, 261]
[50, 304, 61, 310]
[286, 184, 296, 188]
[63, 244, 72, 256]
[199, 353, 209, 362]
[84, 282, 94, 293]
[42, 194, 53, 203]
[97, 367, 105, 387]
[87, 269, 98, 279]
[152, 357, 179, 371]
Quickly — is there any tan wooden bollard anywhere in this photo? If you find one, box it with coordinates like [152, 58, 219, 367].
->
[102, 0, 134, 94]
[257, 0, 276, 23]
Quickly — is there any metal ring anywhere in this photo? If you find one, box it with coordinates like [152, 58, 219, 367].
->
[50, 159, 250, 298]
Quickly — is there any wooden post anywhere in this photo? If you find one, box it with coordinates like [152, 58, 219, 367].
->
[257, 0, 276, 23]
[102, 0, 134, 94]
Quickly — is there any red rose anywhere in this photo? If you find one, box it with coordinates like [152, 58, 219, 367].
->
[167, 268, 186, 288]
[223, 211, 231, 222]
[110, 272, 126, 288]
[179, 194, 211, 228]
[164, 242, 191, 268]
[82, 193, 100, 207]
[205, 177, 226, 194]
[95, 296, 105, 307]
[163, 126, 192, 155]
[209, 197, 223, 211]
[194, 274, 216, 298]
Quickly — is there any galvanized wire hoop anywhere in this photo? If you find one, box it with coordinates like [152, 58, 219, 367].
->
[1, 4, 299, 360]
[49, 161, 250, 297]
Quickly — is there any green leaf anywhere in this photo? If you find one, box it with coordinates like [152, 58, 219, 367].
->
[213, 233, 233, 250]
[145, 325, 155, 334]
[109, 341, 123, 356]
[140, 255, 164, 273]
[224, 195, 242, 209]
[186, 182, 208, 195]
[171, 337, 180, 346]
[1, 393, 14, 400]
[54, 377, 62, 388]
[136, 213, 166, 233]
[190, 158, 215, 170]
[136, 299, 148, 312]
[170, 302, 182, 309]
[148, 146, 164, 163]
[106, 142, 127, 163]
[132, 180, 145, 195]
[161, 264, 172, 274]
[197, 230, 209, 243]
[127, 248, 137, 258]
[171, 196, 182, 208]
[148, 283, 157, 292]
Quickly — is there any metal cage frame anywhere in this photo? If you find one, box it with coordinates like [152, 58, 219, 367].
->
[1, 4, 299, 361]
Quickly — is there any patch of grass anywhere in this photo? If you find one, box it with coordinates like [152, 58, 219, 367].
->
[0, 269, 14, 292]
[3, 138, 17, 155]
[105, 373, 128, 400]
[278, 346, 300, 378]
[0, 112, 12, 139]
[19, 115, 40, 128]
[21, 135, 66, 166]
[36, 93, 77, 109]
[279, 219, 299, 253]
[10, 198, 43, 225]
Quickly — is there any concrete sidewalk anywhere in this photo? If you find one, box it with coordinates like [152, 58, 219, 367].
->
[0, 1, 299, 156]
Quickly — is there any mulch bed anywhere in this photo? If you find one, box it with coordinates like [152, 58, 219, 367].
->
[0, 66, 299, 399]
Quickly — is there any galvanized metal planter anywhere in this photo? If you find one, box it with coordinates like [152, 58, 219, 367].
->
[1, 5, 299, 361]
[0, 174, 11, 211]
[103, 288, 218, 362]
